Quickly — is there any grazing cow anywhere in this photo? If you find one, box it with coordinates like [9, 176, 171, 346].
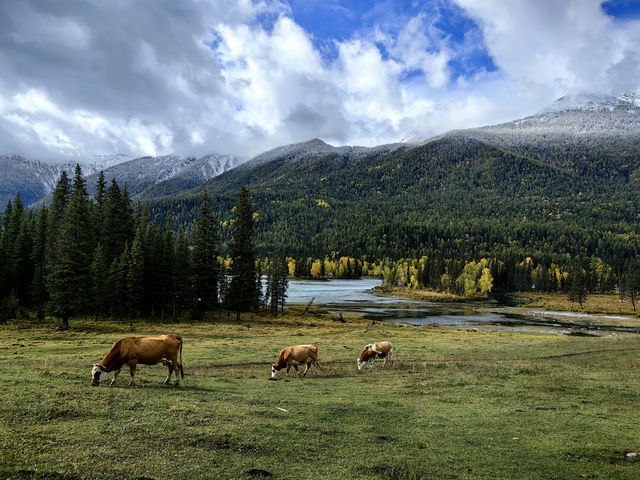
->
[91, 334, 184, 387]
[271, 344, 320, 378]
[357, 341, 393, 370]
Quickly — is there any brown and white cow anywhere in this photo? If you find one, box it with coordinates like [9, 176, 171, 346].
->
[91, 334, 184, 386]
[357, 341, 393, 370]
[271, 344, 320, 378]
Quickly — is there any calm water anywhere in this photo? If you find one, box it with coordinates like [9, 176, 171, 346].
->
[285, 278, 640, 335]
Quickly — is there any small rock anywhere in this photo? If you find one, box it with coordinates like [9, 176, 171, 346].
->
[626, 452, 637, 457]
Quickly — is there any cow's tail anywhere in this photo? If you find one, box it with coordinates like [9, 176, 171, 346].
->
[178, 336, 184, 379]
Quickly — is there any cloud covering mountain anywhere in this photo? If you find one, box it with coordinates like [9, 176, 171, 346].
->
[0, 0, 638, 162]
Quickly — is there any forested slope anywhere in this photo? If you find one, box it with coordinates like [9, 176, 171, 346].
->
[145, 134, 640, 267]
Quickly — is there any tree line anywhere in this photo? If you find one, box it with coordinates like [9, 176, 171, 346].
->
[0, 166, 285, 325]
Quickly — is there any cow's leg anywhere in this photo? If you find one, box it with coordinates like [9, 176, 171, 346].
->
[109, 369, 121, 387]
[173, 361, 180, 385]
[388, 350, 393, 367]
[285, 363, 291, 377]
[369, 358, 375, 368]
[383, 355, 387, 367]
[302, 361, 310, 377]
[172, 356, 180, 386]
[313, 359, 320, 375]
[163, 360, 173, 384]
[293, 364, 301, 376]
[129, 361, 137, 386]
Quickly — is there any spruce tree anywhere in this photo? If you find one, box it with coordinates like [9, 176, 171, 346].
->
[102, 179, 133, 266]
[46, 171, 71, 274]
[568, 263, 587, 309]
[225, 187, 260, 320]
[623, 259, 640, 311]
[31, 205, 49, 318]
[172, 229, 191, 319]
[192, 194, 219, 318]
[267, 254, 289, 315]
[90, 243, 109, 319]
[127, 230, 144, 319]
[93, 171, 107, 243]
[48, 165, 93, 329]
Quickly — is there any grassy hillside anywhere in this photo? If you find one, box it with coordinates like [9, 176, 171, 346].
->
[1, 314, 639, 479]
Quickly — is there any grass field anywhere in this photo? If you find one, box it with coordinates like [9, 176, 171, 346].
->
[1, 312, 639, 479]
[512, 292, 640, 315]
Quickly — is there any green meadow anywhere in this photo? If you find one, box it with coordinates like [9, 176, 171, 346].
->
[0, 313, 639, 479]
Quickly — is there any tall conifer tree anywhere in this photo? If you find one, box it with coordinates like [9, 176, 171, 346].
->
[172, 229, 191, 319]
[225, 187, 260, 319]
[192, 194, 219, 318]
[31, 205, 48, 318]
[48, 165, 93, 329]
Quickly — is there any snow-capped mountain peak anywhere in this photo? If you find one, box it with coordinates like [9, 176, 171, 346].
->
[539, 92, 640, 114]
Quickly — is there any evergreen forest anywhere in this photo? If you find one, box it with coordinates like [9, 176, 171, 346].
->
[3, 133, 640, 322]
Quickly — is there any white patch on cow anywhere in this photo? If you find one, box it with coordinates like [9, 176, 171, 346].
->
[371, 343, 381, 354]
[271, 365, 277, 378]
[91, 364, 108, 383]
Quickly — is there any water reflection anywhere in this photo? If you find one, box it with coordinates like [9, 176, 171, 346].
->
[285, 278, 640, 335]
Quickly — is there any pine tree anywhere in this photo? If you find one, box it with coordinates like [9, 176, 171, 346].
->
[159, 215, 175, 319]
[89, 243, 109, 319]
[225, 187, 260, 319]
[623, 259, 640, 311]
[46, 171, 71, 275]
[172, 229, 191, 320]
[31, 206, 49, 319]
[108, 243, 129, 319]
[192, 194, 220, 318]
[93, 171, 107, 244]
[127, 230, 144, 319]
[102, 179, 133, 266]
[568, 263, 587, 309]
[48, 165, 93, 329]
[3, 193, 33, 307]
[267, 254, 289, 315]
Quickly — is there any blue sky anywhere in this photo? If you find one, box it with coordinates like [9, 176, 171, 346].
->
[286, 0, 498, 83]
[602, 0, 640, 19]
[0, 0, 639, 160]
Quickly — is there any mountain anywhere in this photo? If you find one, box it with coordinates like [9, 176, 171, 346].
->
[446, 92, 640, 178]
[131, 154, 245, 199]
[241, 138, 411, 169]
[0, 154, 134, 207]
[144, 93, 640, 263]
[0, 155, 135, 207]
[1, 152, 244, 207]
[84, 153, 245, 199]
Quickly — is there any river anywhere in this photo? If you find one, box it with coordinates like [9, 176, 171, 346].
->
[285, 278, 640, 336]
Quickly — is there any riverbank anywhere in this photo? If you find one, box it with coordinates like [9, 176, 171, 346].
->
[381, 285, 640, 316]
[373, 285, 481, 302]
[511, 292, 639, 316]
[1, 313, 639, 479]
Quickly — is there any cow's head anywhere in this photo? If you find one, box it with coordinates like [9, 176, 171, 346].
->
[357, 358, 367, 370]
[271, 364, 280, 378]
[91, 364, 108, 386]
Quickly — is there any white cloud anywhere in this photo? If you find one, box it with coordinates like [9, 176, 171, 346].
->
[0, 0, 638, 162]
[453, 0, 640, 95]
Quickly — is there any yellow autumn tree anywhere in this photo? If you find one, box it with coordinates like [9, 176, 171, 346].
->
[310, 260, 323, 279]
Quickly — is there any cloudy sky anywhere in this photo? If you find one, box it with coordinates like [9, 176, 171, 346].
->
[0, 0, 639, 162]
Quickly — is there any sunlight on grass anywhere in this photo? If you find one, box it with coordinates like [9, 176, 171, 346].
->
[1, 313, 639, 479]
